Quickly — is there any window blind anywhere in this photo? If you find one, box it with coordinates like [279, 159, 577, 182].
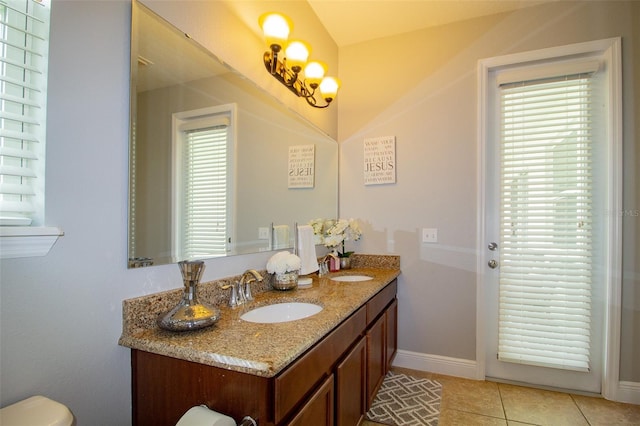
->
[181, 124, 228, 259]
[498, 74, 593, 372]
[0, 0, 49, 226]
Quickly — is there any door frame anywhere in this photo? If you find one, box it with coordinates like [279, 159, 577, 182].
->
[475, 38, 623, 400]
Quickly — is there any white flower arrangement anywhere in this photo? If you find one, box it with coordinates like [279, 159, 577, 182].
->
[266, 251, 302, 275]
[309, 218, 363, 257]
[309, 218, 328, 238]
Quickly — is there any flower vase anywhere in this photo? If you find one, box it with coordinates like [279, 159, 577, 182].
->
[339, 256, 352, 270]
[272, 270, 299, 291]
[157, 260, 220, 331]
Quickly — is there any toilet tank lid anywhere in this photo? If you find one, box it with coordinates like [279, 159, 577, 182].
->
[0, 395, 74, 426]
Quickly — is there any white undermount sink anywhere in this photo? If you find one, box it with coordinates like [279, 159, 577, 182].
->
[330, 275, 373, 282]
[240, 302, 323, 324]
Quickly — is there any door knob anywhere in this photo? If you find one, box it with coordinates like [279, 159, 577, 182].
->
[488, 259, 498, 269]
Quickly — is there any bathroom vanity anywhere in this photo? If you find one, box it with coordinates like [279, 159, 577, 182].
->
[119, 256, 399, 426]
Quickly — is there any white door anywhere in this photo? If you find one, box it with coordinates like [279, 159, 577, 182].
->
[478, 39, 622, 394]
[483, 93, 604, 391]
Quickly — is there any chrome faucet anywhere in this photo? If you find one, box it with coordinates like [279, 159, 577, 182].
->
[318, 253, 338, 276]
[239, 269, 263, 303]
[221, 269, 264, 308]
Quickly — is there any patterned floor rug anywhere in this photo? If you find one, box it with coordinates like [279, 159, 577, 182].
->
[366, 371, 442, 426]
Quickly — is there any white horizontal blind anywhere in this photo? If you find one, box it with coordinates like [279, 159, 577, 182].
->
[0, 0, 49, 226]
[181, 124, 228, 259]
[498, 74, 593, 372]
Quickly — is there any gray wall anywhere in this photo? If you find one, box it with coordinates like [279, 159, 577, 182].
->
[339, 0, 639, 381]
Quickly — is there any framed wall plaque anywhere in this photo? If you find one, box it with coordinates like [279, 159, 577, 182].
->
[288, 144, 315, 188]
[364, 136, 396, 185]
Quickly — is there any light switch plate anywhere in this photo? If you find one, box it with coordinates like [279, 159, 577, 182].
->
[422, 228, 438, 243]
[258, 227, 270, 240]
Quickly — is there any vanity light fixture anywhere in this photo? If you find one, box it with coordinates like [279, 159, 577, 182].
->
[259, 12, 340, 109]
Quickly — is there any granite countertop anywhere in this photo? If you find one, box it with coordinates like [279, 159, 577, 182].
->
[119, 255, 400, 378]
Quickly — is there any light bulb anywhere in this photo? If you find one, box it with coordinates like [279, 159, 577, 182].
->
[319, 76, 340, 101]
[259, 12, 291, 52]
[285, 40, 310, 73]
[304, 61, 326, 88]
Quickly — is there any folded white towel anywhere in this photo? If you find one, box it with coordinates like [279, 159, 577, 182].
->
[297, 225, 319, 275]
[273, 225, 290, 249]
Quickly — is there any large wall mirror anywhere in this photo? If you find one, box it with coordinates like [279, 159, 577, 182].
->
[128, 2, 338, 268]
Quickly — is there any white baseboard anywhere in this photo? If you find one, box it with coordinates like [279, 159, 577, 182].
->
[392, 349, 479, 380]
[614, 381, 640, 405]
[393, 350, 640, 405]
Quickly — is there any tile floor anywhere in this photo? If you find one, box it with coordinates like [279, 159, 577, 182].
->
[362, 367, 640, 426]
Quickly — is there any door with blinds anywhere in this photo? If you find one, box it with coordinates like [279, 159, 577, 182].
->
[481, 41, 620, 393]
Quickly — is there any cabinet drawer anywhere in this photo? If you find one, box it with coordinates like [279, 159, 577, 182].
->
[366, 280, 397, 325]
[274, 306, 366, 424]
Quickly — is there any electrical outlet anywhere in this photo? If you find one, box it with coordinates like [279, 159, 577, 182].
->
[422, 228, 438, 243]
[258, 227, 270, 240]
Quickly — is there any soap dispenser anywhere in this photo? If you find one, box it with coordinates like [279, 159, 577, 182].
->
[157, 260, 220, 331]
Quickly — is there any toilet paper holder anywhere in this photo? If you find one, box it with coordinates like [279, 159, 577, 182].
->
[176, 405, 257, 426]
[239, 416, 257, 426]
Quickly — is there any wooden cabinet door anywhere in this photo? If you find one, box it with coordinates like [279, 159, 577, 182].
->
[385, 298, 398, 371]
[336, 337, 366, 426]
[287, 375, 334, 426]
[366, 314, 386, 410]
[131, 350, 270, 426]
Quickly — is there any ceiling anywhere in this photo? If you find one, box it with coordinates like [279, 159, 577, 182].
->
[307, 0, 551, 47]
[137, 1, 554, 92]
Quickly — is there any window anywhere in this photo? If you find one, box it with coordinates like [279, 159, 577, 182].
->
[0, 0, 49, 226]
[172, 105, 236, 260]
[0, 0, 60, 259]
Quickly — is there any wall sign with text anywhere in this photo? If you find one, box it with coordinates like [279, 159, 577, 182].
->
[364, 136, 396, 185]
[288, 144, 315, 188]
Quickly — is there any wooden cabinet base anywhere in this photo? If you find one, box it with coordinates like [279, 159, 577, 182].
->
[131, 279, 398, 426]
